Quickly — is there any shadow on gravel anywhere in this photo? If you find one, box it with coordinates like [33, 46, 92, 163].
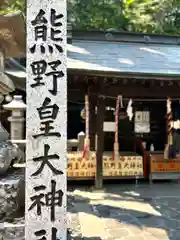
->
[67, 184, 180, 240]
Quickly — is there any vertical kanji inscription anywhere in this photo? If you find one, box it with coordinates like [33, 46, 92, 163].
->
[26, 1, 67, 239]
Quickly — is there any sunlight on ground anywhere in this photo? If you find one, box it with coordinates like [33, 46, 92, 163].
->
[71, 189, 173, 239]
[124, 191, 140, 196]
[93, 199, 162, 217]
[74, 190, 162, 216]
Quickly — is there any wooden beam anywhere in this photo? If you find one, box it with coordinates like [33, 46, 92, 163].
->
[95, 94, 105, 189]
[68, 70, 180, 81]
[104, 85, 180, 98]
[68, 80, 180, 100]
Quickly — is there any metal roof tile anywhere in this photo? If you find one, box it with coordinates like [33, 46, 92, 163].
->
[67, 40, 180, 76]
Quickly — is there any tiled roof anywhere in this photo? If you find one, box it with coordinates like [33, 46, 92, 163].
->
[67, 40, 180, 76]
[4, 39, 180, 93]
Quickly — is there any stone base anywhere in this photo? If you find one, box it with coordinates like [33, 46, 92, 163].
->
[0, 217, 24, 240]
[0, 168, 25, 220]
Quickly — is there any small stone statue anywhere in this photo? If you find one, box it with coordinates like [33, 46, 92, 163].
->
[0, 120, 24, 174]
[0, 141, 23, 175]
[0, 140, 25, 221]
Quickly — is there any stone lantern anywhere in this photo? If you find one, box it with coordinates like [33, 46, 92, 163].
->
[3, 95, 26, 140]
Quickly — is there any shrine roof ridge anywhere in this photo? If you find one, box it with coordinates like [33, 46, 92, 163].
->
[72, 29, 180, 46]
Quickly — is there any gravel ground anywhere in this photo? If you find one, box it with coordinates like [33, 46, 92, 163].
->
[67, 193, 82, 240]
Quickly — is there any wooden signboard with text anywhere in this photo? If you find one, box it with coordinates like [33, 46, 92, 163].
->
[67, 153, 144, 178]
[151, 159, 180, 172]
[150, 154, 180, 182]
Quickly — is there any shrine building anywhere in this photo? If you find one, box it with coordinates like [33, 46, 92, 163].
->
[2, 24, 180, 186]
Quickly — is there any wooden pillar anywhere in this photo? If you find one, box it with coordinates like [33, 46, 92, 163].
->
[95, 95, 105, 189]
[89, 94, 96, 151]
[84, 88, 96, 154]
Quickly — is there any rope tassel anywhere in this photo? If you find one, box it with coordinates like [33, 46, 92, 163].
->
[113, 95, 122, 160]
[167, 97, 173, 145]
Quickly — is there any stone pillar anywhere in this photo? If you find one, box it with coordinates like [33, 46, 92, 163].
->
[78, 131, 85, 151]
[3, 95, 26, 140]
[26, 1, 67, 239]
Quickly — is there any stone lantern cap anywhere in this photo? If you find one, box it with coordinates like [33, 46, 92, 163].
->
[3, 95, 26, 110]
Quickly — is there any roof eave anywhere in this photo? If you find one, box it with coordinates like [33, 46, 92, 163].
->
[68, 68, 180, 80]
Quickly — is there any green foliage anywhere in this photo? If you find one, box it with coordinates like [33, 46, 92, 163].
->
[123, 0, 180, 35]
[1, 0, 180, 35]
[0, 0, 25, 15]
[69, 0, 180, 35]
[68, 0, 128, 30]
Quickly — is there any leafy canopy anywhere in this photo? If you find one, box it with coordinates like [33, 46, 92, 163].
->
[1, 0, 180, 35]
[0, 0, 25, 15]
[68, 0, 180, 35]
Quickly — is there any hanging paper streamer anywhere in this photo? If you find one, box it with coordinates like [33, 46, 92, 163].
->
[126, 98, 133, 121]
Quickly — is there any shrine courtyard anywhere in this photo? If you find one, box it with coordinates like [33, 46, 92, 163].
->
[67, 183, 180, 240]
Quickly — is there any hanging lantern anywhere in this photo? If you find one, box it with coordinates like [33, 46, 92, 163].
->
[80, 107, 86, 120]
